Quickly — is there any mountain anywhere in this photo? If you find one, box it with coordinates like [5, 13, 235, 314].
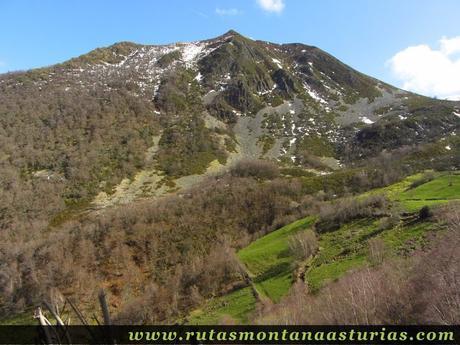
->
[0, 31, 459, 325]
[2, 31, 458, 210]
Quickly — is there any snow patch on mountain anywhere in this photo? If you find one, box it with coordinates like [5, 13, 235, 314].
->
[303, 83, 327, 104]
[194, 72, 203, 82]
[360, 116, 374, 124]
[272, 58, 283, 69]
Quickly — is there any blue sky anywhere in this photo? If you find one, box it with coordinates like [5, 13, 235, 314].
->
[1, 0, 459, 98]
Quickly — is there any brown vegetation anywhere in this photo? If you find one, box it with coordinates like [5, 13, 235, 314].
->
[0, 174, 311, 323]
[315, 194, 390, 233]
[288, 230, 318, 261]
[230, 159, 280, 180]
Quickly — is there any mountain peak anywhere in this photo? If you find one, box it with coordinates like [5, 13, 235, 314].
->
[223, 29, 240, 36]
[216, 29, 245, 40]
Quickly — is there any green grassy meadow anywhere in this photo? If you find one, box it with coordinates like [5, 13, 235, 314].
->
[188, 172, 459, 324]
[187, 287, 257, 325]
[237, 216, 316, 302]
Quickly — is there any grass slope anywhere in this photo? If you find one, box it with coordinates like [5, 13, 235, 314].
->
[187, 287, 257, 325]
[398, 173, 460, 211]
[190, 172, 459, 323]
[306, 219, 436, 291]
[237, 216, 316, 302]
[307, 173, 459, 290]
[367, 172, 460, 212]
[188, 216, 315, 324]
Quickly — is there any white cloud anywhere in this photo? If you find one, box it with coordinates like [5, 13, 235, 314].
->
[256, 0, 285, 13]
[388, 36, 460, 100]
[440, 36, 460, 56]
[216, 8, 241, 16]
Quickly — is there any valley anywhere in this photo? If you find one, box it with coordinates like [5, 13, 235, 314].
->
[0, 30, 458, 326]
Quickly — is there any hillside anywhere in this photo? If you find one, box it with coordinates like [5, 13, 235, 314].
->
[1, 30, 458, 209]
[0, 30, 459, 325]
[188, 172, 460, 324]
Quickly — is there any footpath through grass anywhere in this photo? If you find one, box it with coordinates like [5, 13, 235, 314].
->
[188, 216, 315, 324]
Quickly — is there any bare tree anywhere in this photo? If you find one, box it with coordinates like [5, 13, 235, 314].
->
[368, 238, 386, 265]
[288, 230, 318, 261]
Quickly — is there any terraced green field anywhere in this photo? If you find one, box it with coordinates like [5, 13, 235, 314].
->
[367, 172, 460, 211]
[188, 172, 459, 324]
[238, 216, 316, 302]
[188, 216, 315, 324]
[307, 173, 459, 290]
[398, 174, 460, 211]
[306, 218, 374, 291]
[401, 174, 459, 200]
[306, 219, 437, 291]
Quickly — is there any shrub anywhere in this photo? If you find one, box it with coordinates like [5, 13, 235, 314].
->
[377, 213, 400, 231]
[409, 171, 435, 190]
[419, 206, 432, 220]
[368, 238, 386, 265]
[407, 213, 460, 324]
[288, 230, 318, 261]
[257, 264, 406, 325]
[297, 152, 328, 170]
[230, 159, 279, 180]
[315, 194, 389, 233]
